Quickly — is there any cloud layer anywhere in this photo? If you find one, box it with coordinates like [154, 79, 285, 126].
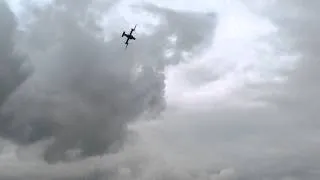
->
[0, 0, 319, 179]
[0, 0, 216, 166]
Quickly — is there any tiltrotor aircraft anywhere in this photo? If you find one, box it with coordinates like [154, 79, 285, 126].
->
[121, 24, 137, 49]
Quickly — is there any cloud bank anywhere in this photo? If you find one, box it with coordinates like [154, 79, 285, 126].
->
[0, 0, 319, 180]
[0, 0, 215, 167]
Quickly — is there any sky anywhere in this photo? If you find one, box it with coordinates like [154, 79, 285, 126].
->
[0, 0, 319, 180]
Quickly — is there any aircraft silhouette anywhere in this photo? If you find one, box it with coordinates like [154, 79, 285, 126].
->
[121, 24, 137, 49]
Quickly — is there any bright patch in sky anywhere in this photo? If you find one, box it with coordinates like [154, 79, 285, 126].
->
[163, 0, 297, 107]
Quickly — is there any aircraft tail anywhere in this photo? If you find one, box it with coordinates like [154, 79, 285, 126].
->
[122, 31, 125, 37]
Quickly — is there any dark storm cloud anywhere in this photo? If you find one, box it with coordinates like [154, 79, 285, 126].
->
[0, 0, 318, 179]
[0, 1, 30, 106]
[0, 0, 216, 167]
[2, 0, 320, 179]
[0, 1, 32, 139]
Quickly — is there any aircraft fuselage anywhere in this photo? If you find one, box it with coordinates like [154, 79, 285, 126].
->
[122, 32, 136, 40]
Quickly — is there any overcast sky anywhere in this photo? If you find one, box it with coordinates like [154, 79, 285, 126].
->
[0, 0, 319, 180]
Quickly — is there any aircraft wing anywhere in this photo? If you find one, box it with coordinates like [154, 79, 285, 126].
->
[125, 37, 129, 44]
[129, 24, 137, 35]
[125, 38, 129, 49]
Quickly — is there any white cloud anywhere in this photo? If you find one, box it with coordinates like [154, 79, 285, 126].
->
[165, 0, 297, 109]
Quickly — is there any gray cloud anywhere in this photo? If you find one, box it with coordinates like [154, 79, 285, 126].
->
[0, 0, 216, 168]
[0, 1, 31, 106]
[268, 0, 320, 128]
[0, 1, 32, 140]
[107, 1, 320, 180]
[3, 0, 320, 180]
